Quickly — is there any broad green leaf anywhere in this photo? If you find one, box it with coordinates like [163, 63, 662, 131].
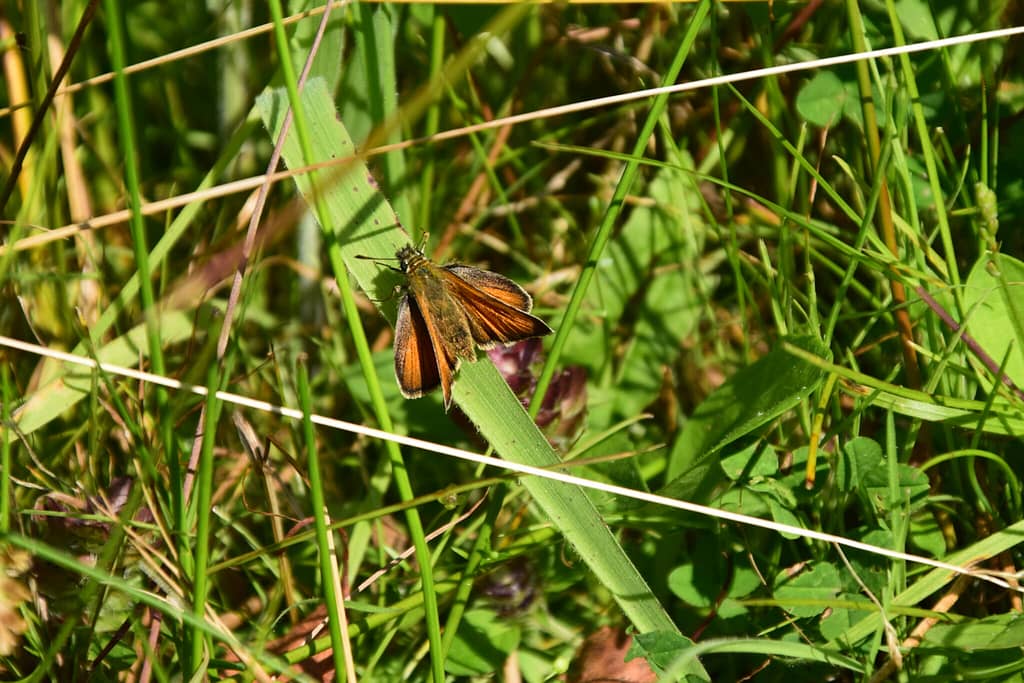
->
[923, 613, 1024, 651]
[716, 487, 770, 519]
[730, 565, 763, 600]
[963, 252, 1024, 392]
[721, 441, 778, 481]
[796, 72, 850, 128]
[773, 562, 842, 618]
[846, 529, 894, 599]
[863, 461, 930, 514]
[445, 609, 521, 676]
[636, 634, 863, 676]
[663, 335, 830, 502]
[748, 478, 798, 510]
[715, 597, 749, 619]
[909, 512, 947, 558]
[767, 496, 802, 539]
[629, 630, 701, 677]
[818, 595, 862, 641]
[667, 540, 726, 608]
[894, 0, 939, 41]
[836, 436, 883, 493]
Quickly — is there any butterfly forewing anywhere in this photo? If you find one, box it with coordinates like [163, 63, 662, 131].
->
[439, 267, 553, 347]
[444, 265, 534, 311]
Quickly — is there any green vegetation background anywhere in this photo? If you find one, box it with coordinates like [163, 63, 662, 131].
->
[2, 1, 1024, 681]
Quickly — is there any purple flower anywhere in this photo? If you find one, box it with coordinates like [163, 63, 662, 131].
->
[489, 340, 587, 451]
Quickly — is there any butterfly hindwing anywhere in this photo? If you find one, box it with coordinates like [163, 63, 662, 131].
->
[404, 281, 476, 408]
[394, 295, 441, 399]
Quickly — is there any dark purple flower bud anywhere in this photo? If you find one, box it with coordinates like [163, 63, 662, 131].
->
[476, 556, 538, 617]
[489, 340, 587, 451]
[535, 367, 588, 450]
[488, 338, 543, 395]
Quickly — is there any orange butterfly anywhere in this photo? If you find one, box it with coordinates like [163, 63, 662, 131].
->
[384, 244, 552, 409]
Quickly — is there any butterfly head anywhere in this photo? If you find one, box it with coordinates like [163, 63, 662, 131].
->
[396, 244, 427, 273]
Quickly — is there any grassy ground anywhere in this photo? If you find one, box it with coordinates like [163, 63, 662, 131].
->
[3, 1, 1024, 681]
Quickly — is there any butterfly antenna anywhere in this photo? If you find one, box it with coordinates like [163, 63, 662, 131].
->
[354, 253, 403, 272]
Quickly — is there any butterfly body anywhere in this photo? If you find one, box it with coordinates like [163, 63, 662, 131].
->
[393, 245, 552, 409]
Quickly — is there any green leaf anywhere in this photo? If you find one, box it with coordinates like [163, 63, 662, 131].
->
[894, 0, 939, 41]
[818, 595, 862, 642]
[796, 72, 851, 128]
[773, 563, 842, 619]
[845, 529, 893, 599]
[666, 540, 726, 608]
[721, 441, 779, 481]
[716, 487, 770, 519]
[629, 630, 701, 678]
[863, 462, 930, 514]
[445, 609, 521, 676]
[836, 436, 883, 493]
[963, 252, 1024, 391]
[909, 512, 947, 558]
[663, 335, 830, 502]
[729, 564, 764, 600]
[767, 496, 803, 539]
[718, 478, 801, 538]
[748, 477, 798, 510]
[923, 613, 1024, 651]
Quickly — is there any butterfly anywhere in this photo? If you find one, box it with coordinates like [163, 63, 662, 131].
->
[382, 243, 552, 409]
